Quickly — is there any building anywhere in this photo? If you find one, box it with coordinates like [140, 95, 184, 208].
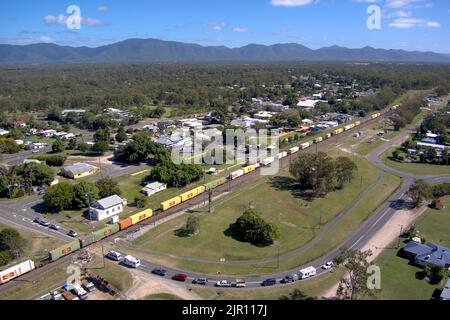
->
[61, 163, 99, 180]
[402, 241, 450, 269]
[141, 182, 167, 197]
[89, 195, 126, 221]
[440, 279, 450, 300]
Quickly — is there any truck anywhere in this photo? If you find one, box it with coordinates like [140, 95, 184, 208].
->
[298, 266, 317, 280]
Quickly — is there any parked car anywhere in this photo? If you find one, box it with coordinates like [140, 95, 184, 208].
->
[151, 268, 167, 276]
[172, 273, 188, 282]
[67, 230, 78, 237]
[322, 262, 334, 270]
[49, 224, 60, 230]
[192, 278, 208, 285]
[106, 250, 122, 261]
[215, 280, 232, 287]
[261, 278, 277, 287]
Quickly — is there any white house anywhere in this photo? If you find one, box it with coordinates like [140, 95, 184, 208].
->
[89, 195, 126, 221]
[141, 182, 167, 197]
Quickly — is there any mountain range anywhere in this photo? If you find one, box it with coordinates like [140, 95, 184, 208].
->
[0, 38, 449, 65]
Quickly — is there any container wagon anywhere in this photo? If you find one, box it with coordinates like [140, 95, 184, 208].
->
[130, 209, 153, 225]
[204, 177, 227, 190]
[289, 147, 299, 154]
[161, 196, 182, 211]
[230, 169, 245, 180]
[0, 259, 35, 284]
[50, 241, 81, 261]
[93, 224, 120, 242]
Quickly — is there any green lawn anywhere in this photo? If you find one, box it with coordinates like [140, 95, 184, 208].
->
[370, 196, 450, 300]
[125, 155, 401, 275]
[381, 147, 450, 175]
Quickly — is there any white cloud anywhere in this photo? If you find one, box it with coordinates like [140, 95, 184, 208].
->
[233, 27, 248, 33]
[209, 21, 226, 31]
[97, 5, 109, 13]
[270, 0, 314, 7]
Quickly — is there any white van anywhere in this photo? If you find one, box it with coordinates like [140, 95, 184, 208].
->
[298, 266, 317, 280]
[123, 255, 141, 268]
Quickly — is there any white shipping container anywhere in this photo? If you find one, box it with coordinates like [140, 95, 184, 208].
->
[299, 266, 317, 279]
[0, 259, 35, 284]
[262, 157, 275, 166]
[289, 147, 300, 154]
[230, 169, 245, 180]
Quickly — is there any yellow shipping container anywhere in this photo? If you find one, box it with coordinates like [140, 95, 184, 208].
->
[130, 209, 153, 225]
[180, 186, 206, 202]
[243, 165, 256, 174]
[161, 196, 182, 211]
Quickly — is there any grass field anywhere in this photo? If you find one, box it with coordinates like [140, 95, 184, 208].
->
[381, 147, 450, 175]
[369, 196, 450, 300]
[124, 154, 401, 275]
[193, 269, 345, 300]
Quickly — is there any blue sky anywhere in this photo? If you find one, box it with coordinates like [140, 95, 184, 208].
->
[0, 0, 449, 52]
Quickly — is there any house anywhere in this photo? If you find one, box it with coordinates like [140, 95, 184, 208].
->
[141, 182, 167, 197]
[61, 163, 99, 180]
[89, 195, 126, 221]
[440, 279, 450, 300]
[402, 241, 450, 269]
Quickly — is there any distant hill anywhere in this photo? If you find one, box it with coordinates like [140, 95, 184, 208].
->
[0, 38, 449, 65]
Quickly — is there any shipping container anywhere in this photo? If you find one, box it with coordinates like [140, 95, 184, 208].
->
[160, 196, 182, 211]
[180, 186, 206, 202]
[300, 142, 310, 150]
[204, 177, 227, 190]
[93, 224, 120, 242]
[289, 146, 300, 154]
[314, 137, 323, 144]
[118, 218, 132, 231]
[243, 165, 256, 174]
[50, 241, 81, 261]
[130, 209, 153, 225]
[261, 157, 275, 166]
[230, 169, 244, 180]
[79, 234, 95, 248]
[0, 259, 35, 284]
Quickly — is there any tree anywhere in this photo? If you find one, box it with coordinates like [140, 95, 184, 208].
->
[93, 140, 109, 154]
[184, 214, 200, 236]
[134, 194, 147, 208]
[73, 181, 100, 209]
[407, 180, 433, 207]
[335, 157, 358, 189]
[52, 139, 65, 153]
[234, 208, 280, 245]
[0, 228, 27, 257]
[95, 177, 121, 198]
[335, 249, 375, 300]
[43, 181, 74, 212]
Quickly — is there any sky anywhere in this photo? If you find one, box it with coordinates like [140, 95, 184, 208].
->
[0, 0, 449, 53]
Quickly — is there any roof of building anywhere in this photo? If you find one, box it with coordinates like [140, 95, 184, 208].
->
[91, 195, 124, 210]
[63, 163, 99, 175]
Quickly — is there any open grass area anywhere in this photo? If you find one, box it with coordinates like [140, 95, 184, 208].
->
[193, 269, 345, 300]
[0, 267, 68, 300]
[124, 154, 401, 276]
[369, 196, 450, 300]
[381, 147, 450, 175]
[142, 293, 182, 300]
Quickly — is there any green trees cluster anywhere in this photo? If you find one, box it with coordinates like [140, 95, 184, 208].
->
[289, 152, 358, 196]
[232, 208, 280, 246]
[0, 228, 27, 267]
[44, 178, 119, 212]
[0, 163, 55, 198]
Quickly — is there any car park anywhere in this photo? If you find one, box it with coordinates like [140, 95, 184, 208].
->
[106, 250, 122, 261]
[67, 230, 78, 237]
[215, 280, 232, 287]
[192, 278, 208, 285]
[172, 273, 188, 282]
[261, 278, 277, 287]
[152, 268, 167, 276]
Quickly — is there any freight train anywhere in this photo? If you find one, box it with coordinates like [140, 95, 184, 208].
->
[0, 107, 395, 285]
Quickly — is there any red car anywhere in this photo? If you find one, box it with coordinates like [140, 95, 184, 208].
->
[172, 273, 188, 282]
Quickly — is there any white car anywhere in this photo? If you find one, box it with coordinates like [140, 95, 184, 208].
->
[215, 280, 232, 287]
[322, 262, 334, 270]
